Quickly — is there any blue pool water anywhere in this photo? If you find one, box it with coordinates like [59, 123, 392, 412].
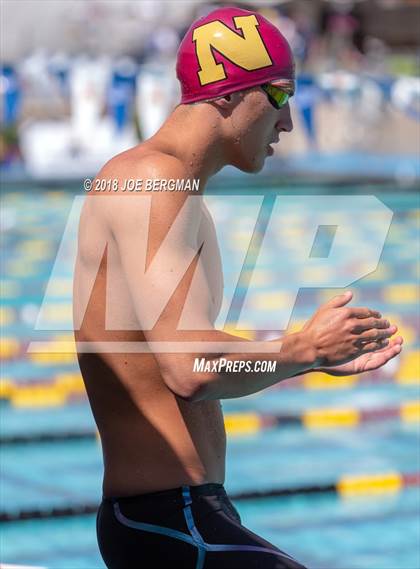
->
[1, 184, 419, 568]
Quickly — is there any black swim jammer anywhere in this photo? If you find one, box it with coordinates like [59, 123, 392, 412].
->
[97, 483, 307, 568]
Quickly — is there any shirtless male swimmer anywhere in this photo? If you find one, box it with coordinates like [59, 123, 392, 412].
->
[73, 7, 403, 569]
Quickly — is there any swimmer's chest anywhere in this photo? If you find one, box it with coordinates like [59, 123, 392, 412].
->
[85, 201, 224, 327]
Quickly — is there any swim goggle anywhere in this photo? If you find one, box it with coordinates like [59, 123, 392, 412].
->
[261, 81, 294, 110]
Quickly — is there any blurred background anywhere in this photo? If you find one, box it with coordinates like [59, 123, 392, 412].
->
[1, 1, 419, 568]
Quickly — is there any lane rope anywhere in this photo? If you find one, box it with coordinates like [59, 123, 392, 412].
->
[1, 471, 419, 522]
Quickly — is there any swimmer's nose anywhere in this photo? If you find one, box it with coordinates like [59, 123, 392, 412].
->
[275, 103, 293, 133]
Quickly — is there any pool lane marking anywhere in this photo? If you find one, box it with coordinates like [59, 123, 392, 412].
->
[2, 365, 418, 405]
[337, 472, 403, 496]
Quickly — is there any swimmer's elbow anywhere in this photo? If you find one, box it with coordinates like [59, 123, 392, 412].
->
[177, 386, 208, 403]
[161, 369, 212, 402]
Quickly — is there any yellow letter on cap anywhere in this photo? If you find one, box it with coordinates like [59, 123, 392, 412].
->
[193, 15, 273, 86]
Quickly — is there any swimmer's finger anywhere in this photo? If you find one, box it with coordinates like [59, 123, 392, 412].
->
[358, 340, 392, 353]
[370, 336, 403, 354]
[350, 307, 382, 319]
[355, 325, 397, 343]
[351, 317, 390, 333]
[357, 341, 403, 370]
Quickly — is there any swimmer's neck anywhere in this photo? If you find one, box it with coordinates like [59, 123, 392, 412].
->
[149, 104, 231, 185]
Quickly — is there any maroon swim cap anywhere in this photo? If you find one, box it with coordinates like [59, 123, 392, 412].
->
[176, 7, 295, 104]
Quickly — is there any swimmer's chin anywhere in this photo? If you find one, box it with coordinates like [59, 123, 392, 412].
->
[245, 163, 265, 174]
[231, 156, 266, 174]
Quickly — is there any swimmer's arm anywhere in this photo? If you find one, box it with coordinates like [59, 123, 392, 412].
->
[164, 295, 397, 401]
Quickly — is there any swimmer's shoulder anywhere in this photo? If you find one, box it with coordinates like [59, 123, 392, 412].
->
[87, 145, 202, 237]
[96, 145, 193, 192]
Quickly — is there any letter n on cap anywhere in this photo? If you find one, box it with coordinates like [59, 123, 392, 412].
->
[192, 15, 273, 86]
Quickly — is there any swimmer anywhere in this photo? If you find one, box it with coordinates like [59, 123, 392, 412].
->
[73, 7, 403, 568]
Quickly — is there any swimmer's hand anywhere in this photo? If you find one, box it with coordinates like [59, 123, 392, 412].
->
[314, 336, 403, 376]
[300, 291, 398, 368]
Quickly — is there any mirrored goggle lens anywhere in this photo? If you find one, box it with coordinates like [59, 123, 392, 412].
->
[261, 84, 290, 109]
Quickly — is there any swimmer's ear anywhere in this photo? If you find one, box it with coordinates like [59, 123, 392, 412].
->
[212, 96, 232, 110]
[211, 92, 241, 114]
